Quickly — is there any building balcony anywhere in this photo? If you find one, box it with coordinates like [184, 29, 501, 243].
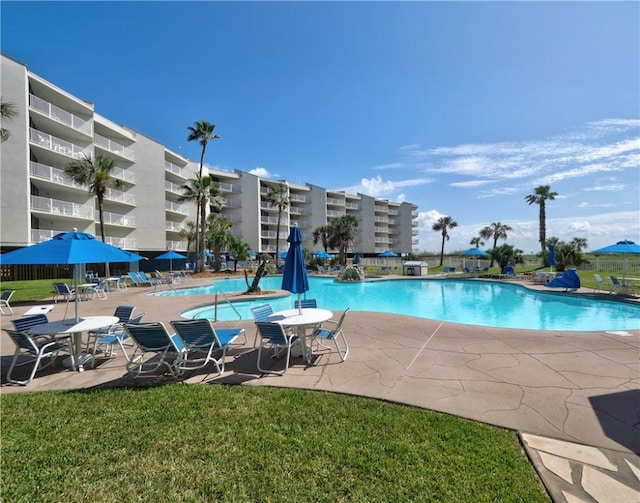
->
[29, 94, 93, 137]
[29, 128, 89, 159]
[327, 209, 344, 218]
[165, 201, 189, 215]
[95, 133, 135, 161]
[30, 161, 85, 190]
[327, 197, 345, 206]
[222, 197, 242, 208]
[165, 220, 184, 233]
[165, 180, 183, 195]
[99, 211, 136, 227]
[166, 240, 187, 251]
[165, 161, 188, 179]
[31, 228, 57, 244]
[104, 236, 137, 249]
[30, 195, 94, 219]
[110, 166, 135, 184]
[290, 193, 307, 203]
[346, 202, 359, 210]
[104, 188, 136, 206]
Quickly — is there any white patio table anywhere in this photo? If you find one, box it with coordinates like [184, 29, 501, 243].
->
[28, 316, 118, 372]
[267, 308, 333, 363]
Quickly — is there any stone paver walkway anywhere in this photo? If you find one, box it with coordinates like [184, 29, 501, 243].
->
[1, 275, 639, 502]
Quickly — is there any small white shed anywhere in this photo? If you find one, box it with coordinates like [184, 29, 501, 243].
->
[403, 261, 429, 276]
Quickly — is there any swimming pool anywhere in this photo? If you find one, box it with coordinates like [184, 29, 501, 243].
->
[159, 276, 640, 331]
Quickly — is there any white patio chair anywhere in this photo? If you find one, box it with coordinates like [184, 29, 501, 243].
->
[0, 289, 15, 315]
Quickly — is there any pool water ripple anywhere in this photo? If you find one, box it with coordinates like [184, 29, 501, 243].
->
[155, 276, 640, 331]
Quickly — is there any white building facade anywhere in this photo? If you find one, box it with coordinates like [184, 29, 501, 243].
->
[1, 54, 418, 258]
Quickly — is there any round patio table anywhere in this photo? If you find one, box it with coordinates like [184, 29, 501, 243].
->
[28, 316, 119, 372]
[267, 308, 333, 363]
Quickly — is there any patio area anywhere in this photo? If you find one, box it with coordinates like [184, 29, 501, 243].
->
[1, 275, 639, 502]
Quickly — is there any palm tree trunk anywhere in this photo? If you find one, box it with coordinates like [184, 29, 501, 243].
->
[539, 203, 546, 254]
[198, 197, 207, 273]
[275, 212, 281, 268]
[97, 196, 110, 277]
[439, 238, 445, 266]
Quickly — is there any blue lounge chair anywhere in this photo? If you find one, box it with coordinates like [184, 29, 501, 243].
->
[294, 298, 318, 309]
[170, 319, 244, 375]
[124, 322, 186, 378]
[90, 312, 145, 362]
[255, 322, 299, 375]
[87, 305, 136, 353]
[250, 304, 274, 347]
[4, 329, 72, 385]
[545, 269, 581, 292]
[312, 308, 350, 361]
[1, 290, 15, 315]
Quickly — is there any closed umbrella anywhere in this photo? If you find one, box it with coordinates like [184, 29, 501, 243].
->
[155, 250, 187, 272]
[354, 252, 361, 265]
[281, 226, 309, 314]
[0, 229, 143, 321]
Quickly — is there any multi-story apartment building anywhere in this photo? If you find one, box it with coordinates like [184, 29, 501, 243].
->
[1, 53, 418, 259]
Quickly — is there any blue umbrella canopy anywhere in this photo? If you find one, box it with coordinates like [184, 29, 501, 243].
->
[0, 230, 143, 321]
[354, 252, 361, 264]
[378, 250, 398, 257]
[0, 230, 141, 265]
[593, 240, 640, 278]
[460, 248, 488, 257]
[279, 251, 288, 260]
[281, 226, 309, 314]
[593, 240, 640, 254]
[155, 250, 187, 271]
[314, 250, 332, 260]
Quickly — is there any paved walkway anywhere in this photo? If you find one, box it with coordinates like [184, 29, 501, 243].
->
[2, 275, 639, 502]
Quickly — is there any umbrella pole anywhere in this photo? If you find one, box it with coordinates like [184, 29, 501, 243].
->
[298, 294, 302, 314]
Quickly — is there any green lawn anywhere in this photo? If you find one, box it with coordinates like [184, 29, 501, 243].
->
[0, 385, 549, 502]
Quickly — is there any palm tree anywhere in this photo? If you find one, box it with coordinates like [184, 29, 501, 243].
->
[327, 215, 359, 266]
[525, 185, 558, 256]
[479, 222, 513, 266]
[186, 120, 220, 271]
[312, 225, 331, 253]
[178, 174, 224, 273]
[205, 215, 232, 272]
[64, 153, 124, 243]
[179, 220, 197, 263]
[186, 120, 220, 178]
[470, 236, 484, 249]
[570, 237, 588, 252]
[266, 183, 289, 268]
[1, 98, 18, 142]
[228, 236, 252, 273]
[64, 153, 124, 278]
[432, 216, 458, 266]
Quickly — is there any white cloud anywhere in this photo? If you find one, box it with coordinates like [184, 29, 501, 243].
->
[583, 183, 626, 192]
[337, 175, 432, 198]
[249, 166, 276, 178]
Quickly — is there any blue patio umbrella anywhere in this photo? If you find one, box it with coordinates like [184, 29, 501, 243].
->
[378, 250, 398, 257]
[314, 250, 332, 260]
[354, 252, 361, 264]
[548, 245, 556, 269]
[155, 250, 187, 271]
[279, 251, 288, 260]
[0, 230, 143, 321]
[281, 226, 309, 314]
[460, 248, 488, 268]
[593, 240, 640, 278]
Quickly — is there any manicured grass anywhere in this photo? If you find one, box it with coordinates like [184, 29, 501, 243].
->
[1, 385, 549, 502]
[0, 278, 70, 303]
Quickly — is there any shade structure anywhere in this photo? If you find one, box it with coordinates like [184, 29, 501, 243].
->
[314, 250, 332, 260]
[460, 248, 488, 257]
[548, 245, 556, 268]
[593, 240, 640, 278]
[354, 252, 361, 264]
[155, 250, 187, 271]
[0, 230, 143, 321]
[378, 250, 398, 257]
[281, 226, 309, 314]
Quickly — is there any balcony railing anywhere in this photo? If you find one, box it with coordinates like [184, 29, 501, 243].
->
[165, 180, 184, 195]
[29, 128, 89, 159]
[99, 211, 135, 227]
[95, 133, 135, 161]
[346, 202, 359, 210]
[218, 182, 234, 193]
[327, 210, 344, 217]
[327, 197, 344, 206]
[165, 201, 189, 215]
[111, 166, 135, 184]
[31, 228, 57, 244]
[104, 236, 137, 249]
[165, 161, 188, 179]
[166, 240, 187, 251]
[290, 194, 307, 203]
[221, 214, 241, 223]
[222, 197, 242, 208]
[165, 220, 184, 232]
[30, 161, 85, 189]
[29, 94, 93, 136]
[104, 188, 136, 205]
[30, 195, 94, 219]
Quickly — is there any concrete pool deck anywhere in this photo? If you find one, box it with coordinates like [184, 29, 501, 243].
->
[1, 274, 639, 502]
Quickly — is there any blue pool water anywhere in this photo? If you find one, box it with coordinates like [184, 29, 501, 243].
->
[155, 276, 640, 331]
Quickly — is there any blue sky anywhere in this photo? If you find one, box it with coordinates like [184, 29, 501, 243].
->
[2, 1, 638, 254]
